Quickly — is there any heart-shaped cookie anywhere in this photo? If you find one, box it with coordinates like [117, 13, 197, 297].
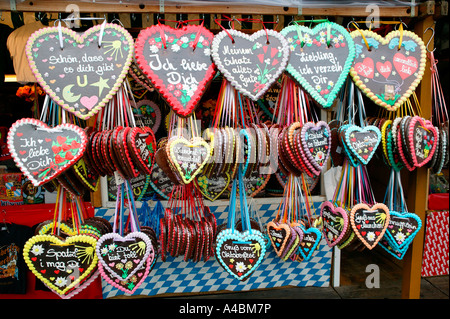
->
[350, 203, 390, 250]
[343, 125, 381, 165]
[196, 173, 230, 201]
[350, 29, 426, 111]
[231, 169, 271, 198]
[127, 126, 156, 175]
[148, 160, 176, 200]
[295, 226, 322, 261]
[98, 252, 155, 295]
[135, 24, 216, 117]
[211, 28, 290, 101]
[383, 210, 422, 251]
[281, 22, 356, 108]
[266, 221, 291, 257]
[407, 116, 438, 168]
[320, 201, 349, 247]
[168, 137, 211, 184]
[300, 121, 331, 171]
[96, 232, 153, 282]
[23, 234, 98, 297]
[72, 157, 99, 192]
[7, 118, 87, 187]
[133, 100, 161, 133]
[215, 229, 267, 281]
[26, 23, 134, 120]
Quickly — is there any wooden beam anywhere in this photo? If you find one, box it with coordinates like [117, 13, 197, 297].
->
[402, 14, 435, 300]
[1, 0, 415, 17]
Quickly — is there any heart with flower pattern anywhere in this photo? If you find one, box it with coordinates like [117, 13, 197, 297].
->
[211, 28, 290, 101]
[350, 203, 390, 250]
[96, 232, 154, 282]
[215, 229, 267, 281]
[383, 210, 422, 251]
[407, 116, 438, 168]
[135, 24, 216, 117]
[350, 29, 426, 111]
[343, 125, 381, 165]
[23, 234, 98, 297]
[281, 22, 355, 108]
[168, 137, 211, 184]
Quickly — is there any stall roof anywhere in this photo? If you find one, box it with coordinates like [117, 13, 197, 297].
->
[1, 0, 420, 16]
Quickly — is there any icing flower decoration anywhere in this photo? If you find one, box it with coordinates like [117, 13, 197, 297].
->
[235, 262, 247, 273]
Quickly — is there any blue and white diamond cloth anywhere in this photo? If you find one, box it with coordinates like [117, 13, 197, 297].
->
[96, 200, 332, 298]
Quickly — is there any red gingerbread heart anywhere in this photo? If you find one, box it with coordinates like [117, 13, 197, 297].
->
[135, 24, 216, 117]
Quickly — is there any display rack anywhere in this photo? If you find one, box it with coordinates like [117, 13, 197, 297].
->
[0, 0, 445, 299]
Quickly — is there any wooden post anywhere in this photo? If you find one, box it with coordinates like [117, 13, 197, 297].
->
[402, 14, 435, 299]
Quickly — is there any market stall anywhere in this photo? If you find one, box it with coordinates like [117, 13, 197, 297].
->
[0, 0, 448, 300]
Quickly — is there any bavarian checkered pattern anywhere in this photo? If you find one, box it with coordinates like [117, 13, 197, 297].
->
[96, 201, 332, 298]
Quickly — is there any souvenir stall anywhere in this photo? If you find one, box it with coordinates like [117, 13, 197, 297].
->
[0, 0, 447, 300]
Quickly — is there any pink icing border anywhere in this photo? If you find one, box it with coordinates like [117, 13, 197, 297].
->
[301, 121, 331, 172]
[320, 201, 349, 247]
[95, 231, 153, 282]
[407, 116, 438, 168]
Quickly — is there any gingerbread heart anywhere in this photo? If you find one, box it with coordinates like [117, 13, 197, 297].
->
[168, 137, 211, 184]
[7, 118, 87, 187]
[232, 169, 270, 198]
[196, 173, 230, 201]
[343, 125, 381, 165]
[295, 226, 322, 261]
[98, 253, 155, 295]
[350, 203, 390, 250]
[211, 28, 290, 101]
[320, 201, 349, 247]
[148, 160, 176, 200]
[96, 232, 154, 282]
[281, 22, 356, 108]
[407, 116, 438, 168]
[300, 121, 331, 171]
[350, 29, 426, 111]
[266, 221, 291, 257]
[135, 24, 216, 117]
[127, 126, 156, 175]
[23, 234, 98, 297]
[72, 157, 99, 192]
[383, 210, 422, 251]
[215, 229, 267, 281]
[26, 23, 134, 120]
[133, 100, 161, 133]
